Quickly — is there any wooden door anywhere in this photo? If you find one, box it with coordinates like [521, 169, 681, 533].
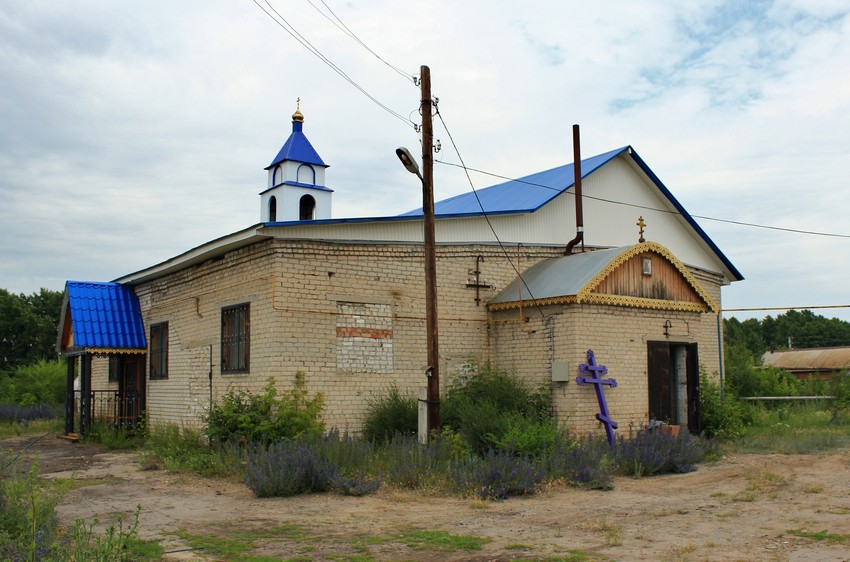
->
[647, 343, 676, 424]
[119, 356, 145, 428]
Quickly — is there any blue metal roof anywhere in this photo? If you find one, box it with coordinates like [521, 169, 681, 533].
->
[266, 120, 328, 169]
[397, 145, 742, 281]
[259, 181, 334, 196]
[65, 281, 147, 350]
[401, 146, 628, 217]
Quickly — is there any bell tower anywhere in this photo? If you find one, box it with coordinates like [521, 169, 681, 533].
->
[260, 100, 332, 222]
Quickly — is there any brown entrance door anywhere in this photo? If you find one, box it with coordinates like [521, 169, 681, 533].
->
[647, 342, 700, 433]
[119, 355, 145, 428]
[648, 343, 675, 424]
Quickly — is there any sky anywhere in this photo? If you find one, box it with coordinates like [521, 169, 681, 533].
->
[1, 1, 849, 324]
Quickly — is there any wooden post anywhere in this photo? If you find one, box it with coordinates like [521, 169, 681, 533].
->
[420, 65, 440, 437]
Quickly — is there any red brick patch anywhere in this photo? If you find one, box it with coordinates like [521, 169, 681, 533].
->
[336, 327, 393, 339]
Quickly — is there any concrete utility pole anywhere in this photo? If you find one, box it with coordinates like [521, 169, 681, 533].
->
[420, 65, 440, 437]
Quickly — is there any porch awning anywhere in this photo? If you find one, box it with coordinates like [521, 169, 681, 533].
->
[56, 281, 147, 356]
[488, 242, 716, 313]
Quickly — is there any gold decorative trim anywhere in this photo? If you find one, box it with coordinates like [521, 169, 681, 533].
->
[489, 295, 576, 311]
[576, 242, 716, 312]
[489, 242, 717, 313]
[584, 293, 709, 312]
[87, 348, 147, 357]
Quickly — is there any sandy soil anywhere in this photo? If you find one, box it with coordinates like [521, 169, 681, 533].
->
[3, 434, 850, 561]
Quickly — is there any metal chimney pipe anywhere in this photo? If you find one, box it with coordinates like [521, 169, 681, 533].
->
[565, 124, 584, 255]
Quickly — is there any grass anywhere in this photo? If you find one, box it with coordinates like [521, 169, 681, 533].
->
[511, 552, 593, 561]
[84, 421, 144, 450]
[0, 417, 62, 439]
[395, 529, 491, 551]
[143, 423, 244, 477]
[50, 475, 120, 492]
[733, 468, 787, 502]
[730, 403, 850, 454]
[173, 523, 316, 562]
[788, 529, 850, 543]
[173, 521, 491, 560]
[672, 543, 698, 556]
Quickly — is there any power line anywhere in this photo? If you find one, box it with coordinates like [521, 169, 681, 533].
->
[254, 1, 416, 129]
[691, 215, 850, 239]
[723, 305, 850, 312]
[305, 0, 414, 83]
[434, 160, 850, 240]
[435, 106, 548, 318]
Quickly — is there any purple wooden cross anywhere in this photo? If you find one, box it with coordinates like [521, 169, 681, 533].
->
[576, 349, 618, 445]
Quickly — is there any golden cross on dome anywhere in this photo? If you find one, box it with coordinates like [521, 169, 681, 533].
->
[637, 216, 646, 243]
[292, 97, 304, 123]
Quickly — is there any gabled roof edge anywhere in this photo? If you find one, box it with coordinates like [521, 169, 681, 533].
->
[626, 147, 744, 282]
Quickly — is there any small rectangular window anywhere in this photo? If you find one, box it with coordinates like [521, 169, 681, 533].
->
[149, 322, 169, 380]
[221, 303, 250, 374]
[108, 356, 120, 383]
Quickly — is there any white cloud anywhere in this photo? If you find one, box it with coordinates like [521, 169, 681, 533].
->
[1, 1, 849, 324]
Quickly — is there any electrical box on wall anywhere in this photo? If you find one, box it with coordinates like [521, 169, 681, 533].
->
[551, 361, 570, 383]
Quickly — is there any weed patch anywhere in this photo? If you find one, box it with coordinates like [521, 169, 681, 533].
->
[204, 373, 324, 447]
[174, 523, 316, 562]
[538, 432, 613, 489]
[244, 440, 335, 497]
[83, 421, 142, 450]
[395, 528, 491, 551]
[451, 450, 543, 500]
[615, 428, 707, 476]
[788, 529, 850, 543]
[1, 455, 160, 561]
[361, 384, 418, 443]
[145, 423, 243, 477]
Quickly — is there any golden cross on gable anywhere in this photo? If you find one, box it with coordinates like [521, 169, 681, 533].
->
[637, 216, 646, 243]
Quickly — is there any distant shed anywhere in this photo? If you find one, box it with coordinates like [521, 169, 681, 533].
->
[762, 347, 850, 379]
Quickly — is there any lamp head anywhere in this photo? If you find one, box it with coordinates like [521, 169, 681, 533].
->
[396, 147, 422, 179]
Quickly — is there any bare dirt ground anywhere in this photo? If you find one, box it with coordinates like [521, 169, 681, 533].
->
[4, 434, 850, 561]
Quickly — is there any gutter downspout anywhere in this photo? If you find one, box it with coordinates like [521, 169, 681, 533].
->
[717, 312, 725, 401]
[565, 124, 584, 255]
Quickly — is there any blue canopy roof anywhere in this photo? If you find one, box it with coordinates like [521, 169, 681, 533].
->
[266, 120, 328, 169]
[62, 281, 146, 352]
[401, 146, 627, 217]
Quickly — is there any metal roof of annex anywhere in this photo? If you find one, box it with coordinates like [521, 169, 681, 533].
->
[56, 281, 147, 355]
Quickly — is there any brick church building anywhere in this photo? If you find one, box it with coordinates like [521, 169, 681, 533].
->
[57, 105, 742, 438]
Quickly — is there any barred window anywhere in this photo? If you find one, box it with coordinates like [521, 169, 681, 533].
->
[149, 322, 169, 380]
[221, 303, 250, 374]
[108, 356, 120, 383]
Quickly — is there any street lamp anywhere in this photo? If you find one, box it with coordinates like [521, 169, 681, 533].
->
[395, 147, 422, 180]
[396, 145, 440, 441]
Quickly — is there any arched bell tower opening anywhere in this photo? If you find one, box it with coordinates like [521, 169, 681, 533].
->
[299, 195, 316, 221]
[259, 99, 333, 223]
[297, 164, 316, 185]
[268, 196, 277, 222]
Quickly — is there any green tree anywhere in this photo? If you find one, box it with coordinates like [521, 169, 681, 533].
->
[723, 310, 850, 399]
[0, 288, 63, 373]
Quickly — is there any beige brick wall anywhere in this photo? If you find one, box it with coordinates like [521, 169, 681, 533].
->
[491, 298, 722, 436]
[120, 238, 725, 435]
